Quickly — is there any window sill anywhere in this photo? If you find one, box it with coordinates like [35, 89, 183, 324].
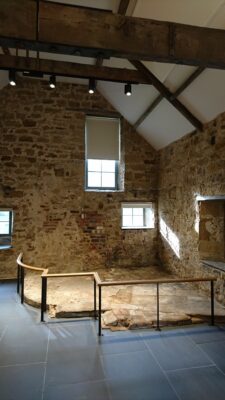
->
[0, 245, 12, 250]
[122, 227, 154, 230]
[85, 189, 124, 193]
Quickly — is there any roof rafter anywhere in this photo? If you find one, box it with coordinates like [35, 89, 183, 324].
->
[130, 60, 203, 131]
[134, 66, 205, 129]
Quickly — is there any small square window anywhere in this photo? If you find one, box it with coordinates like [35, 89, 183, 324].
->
[86, 159, 118, 190]
[121, 203, 154, 229]
[0, 210, 13, 248]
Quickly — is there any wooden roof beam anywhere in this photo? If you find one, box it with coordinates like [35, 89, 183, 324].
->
[0, 54, 151, 84]
[130, 60, 203, 131]
[1, 1, 225, 68]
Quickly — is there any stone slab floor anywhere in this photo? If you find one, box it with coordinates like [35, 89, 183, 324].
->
[2, 281, 225, 400]
[24, 266, 225, 329]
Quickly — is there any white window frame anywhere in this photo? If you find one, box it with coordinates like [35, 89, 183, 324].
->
[121, 203, 154, 230]
[0, 210, 13, 249]
[86, 159, 119, 190]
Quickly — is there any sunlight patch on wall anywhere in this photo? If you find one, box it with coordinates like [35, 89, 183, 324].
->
[160, 218, 180, 258]
[194, 195, 200, 234]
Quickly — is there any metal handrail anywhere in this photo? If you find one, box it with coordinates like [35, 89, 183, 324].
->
[97, 276, 217, 336]
[16, 253, 217, 336]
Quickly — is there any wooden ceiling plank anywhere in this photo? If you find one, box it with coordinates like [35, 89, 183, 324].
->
[0, 54, 150, 84]
[134, 66, 205, 128]
[131, 60, 203, 131]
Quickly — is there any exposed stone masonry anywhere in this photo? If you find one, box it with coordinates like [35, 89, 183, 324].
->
[1, 77, 225, 307]
[158, 114, 225, 303]
[0, 79, 158, 278]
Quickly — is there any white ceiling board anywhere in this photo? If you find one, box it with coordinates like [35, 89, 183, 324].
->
[208, 3, 225, 28]
[133, 0, 224, 26]
[142, 61, 175, 83]
[0, 71, 8, 90]
[39, 52, 95, 65]
[138, 99, 194, 150]
[103, 58, 136, 69]
[178, 69, 225, 123]
[164, 65, 197, 93]
[46, 0, 120, 12]
[98, 81, 159, 125]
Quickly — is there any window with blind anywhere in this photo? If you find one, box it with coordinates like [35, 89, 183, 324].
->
[85, 116, 120, 190]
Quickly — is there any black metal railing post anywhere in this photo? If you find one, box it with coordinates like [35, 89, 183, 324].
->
[210, 280, 215, 326]
[156, 283, 161, 331]
[17, 264, 21, 294]
[41, 276, 47, 322]
[94, 279, 97, 320]
[98, 285, 102, 336]
[21, 267, 25, 304]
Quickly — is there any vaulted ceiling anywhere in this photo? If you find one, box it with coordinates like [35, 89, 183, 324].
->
[1, 0, 225, 149]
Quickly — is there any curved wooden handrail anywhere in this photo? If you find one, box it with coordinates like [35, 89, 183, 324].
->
[99, 276, 217, 287]
[17, 252, 47, 273]
[17, 252, 216, 285]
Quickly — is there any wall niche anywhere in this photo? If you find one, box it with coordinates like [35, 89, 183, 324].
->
[199, 200, 225, 262]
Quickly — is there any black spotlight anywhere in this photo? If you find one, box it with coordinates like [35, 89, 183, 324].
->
[88, 78, 96, 94]
[9, 70, 16, 86]
[49, 75, 56, 89]
[125, 83, 132, 96]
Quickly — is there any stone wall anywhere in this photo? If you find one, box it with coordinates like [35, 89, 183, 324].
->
[158, 113, 225, 303]
[0, 79, 158, 278]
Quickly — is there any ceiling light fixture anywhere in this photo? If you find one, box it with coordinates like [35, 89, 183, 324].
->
[9, 70, 16, 86]
[88, 78, 95, 94]
[125, 83, 132, 96]
[49, 75, 56, 89]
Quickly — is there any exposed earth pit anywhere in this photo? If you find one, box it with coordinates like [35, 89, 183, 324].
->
[24, 266, 225, 331]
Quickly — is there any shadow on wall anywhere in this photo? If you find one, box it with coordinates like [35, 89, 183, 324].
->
[160, 218, 180, 259]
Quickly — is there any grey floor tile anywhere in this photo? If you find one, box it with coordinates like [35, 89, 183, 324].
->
[0, 323, 7, 340]
[0, 323, 49, 365]
[102, 351, 178, 400]
[46, 348, 105, 386]
[107, 377, 178, 400]
[99, 332, 146, 355]
[0, 301, 40, 323]
[182, 325, 225, 344]
[167, 366, 225, 400]
[102, 350, 159, 381]
[144, 332, 213, 371]
[43, 380, 110, 400]
[47, 322, 97, 356]
[200, 340, 225, 373]
[0, 363, 45, 400]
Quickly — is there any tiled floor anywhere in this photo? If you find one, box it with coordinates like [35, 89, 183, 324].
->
[1, 281, 225, 400]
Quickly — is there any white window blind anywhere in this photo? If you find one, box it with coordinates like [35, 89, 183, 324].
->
[85, 116, 120, 160]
